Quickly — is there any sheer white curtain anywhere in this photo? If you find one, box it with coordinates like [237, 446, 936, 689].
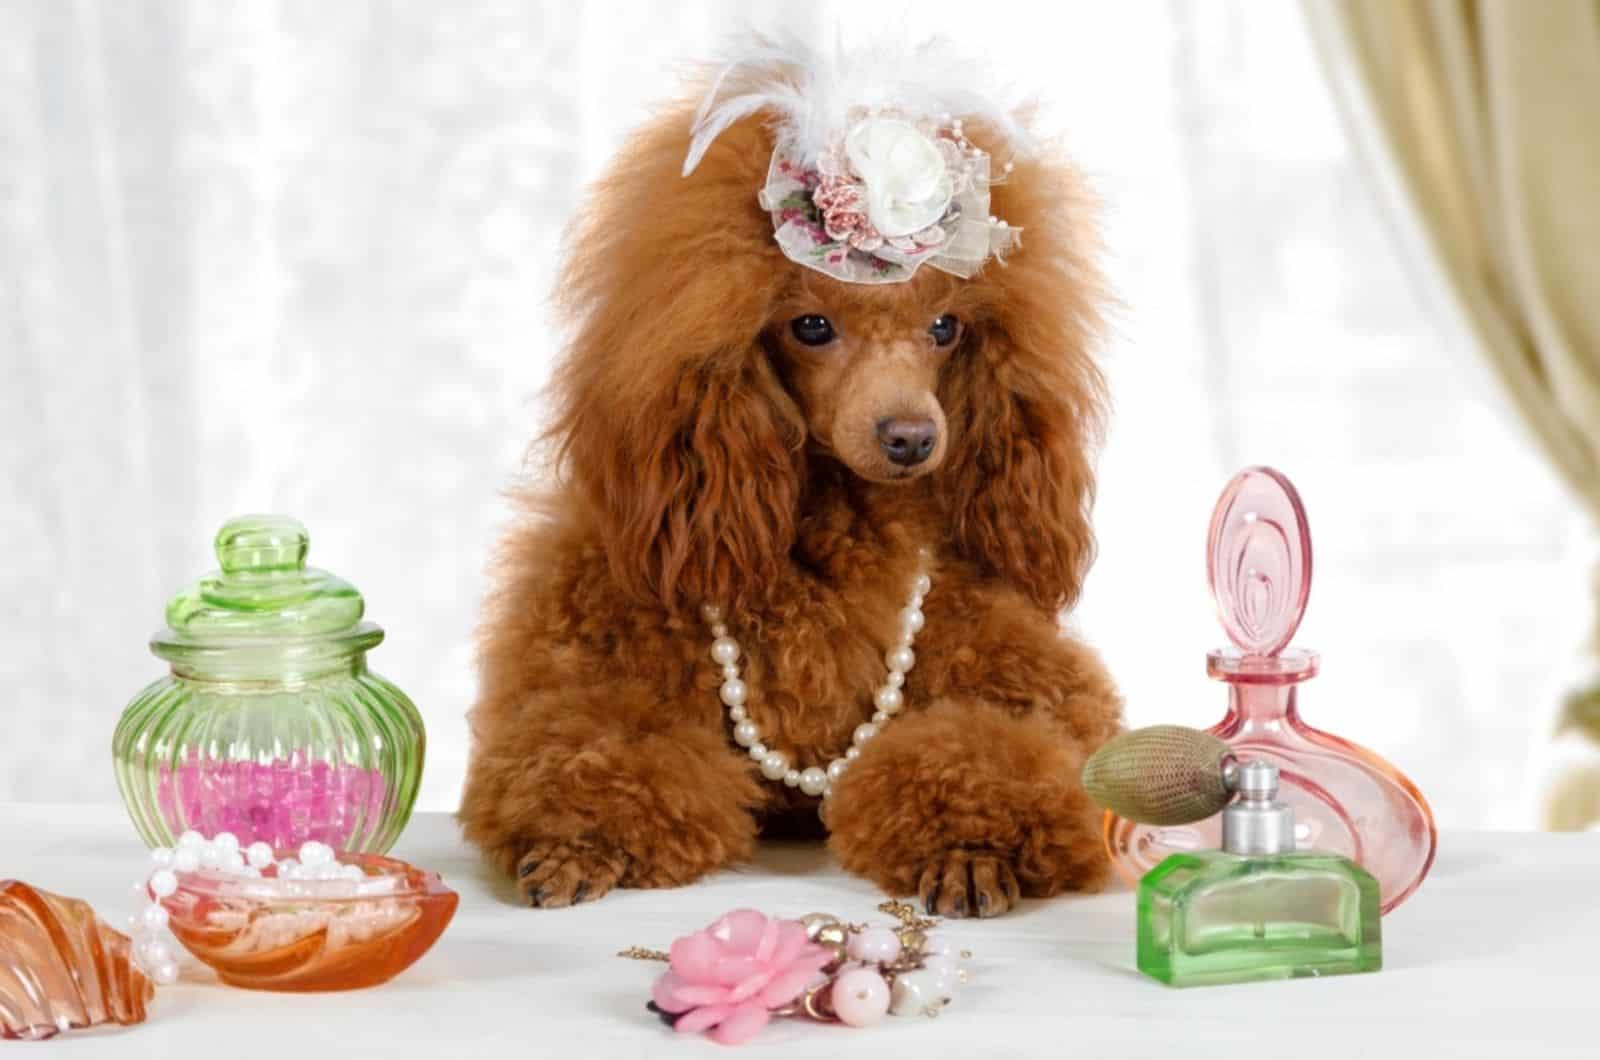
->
[2, 0, 1584, 825]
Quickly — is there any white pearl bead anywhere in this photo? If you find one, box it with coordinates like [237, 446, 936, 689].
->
[847, 925, 902, 963]
[245, 842, 274, 869]
[890, 968, 951, 1016]
[721, 664, 740, 680]
[152, 958, 179, 986]
[913, 574, 932, 596]
[733, 720, 760, 747]
[846, 747, 861, 760]
[909, 594, 925, 610]
[300, 841, 334, 867]
[899, 606, 925, 634]
[140, 903, 170, 932]
[761, 752, 790, 780]
[198, 843, 222, 869]
[719, 679, 748, 706]
[700, 603, 723, 623]
[710, 637, 741, 665]
[886, 646, 915, 673]
[728, 704, 747, 722]
[212, 832, 240, 856]
[149, 847, 174, 869]
[148, 869, 178, 898]
[172, 848, 199, 873]
[853, 722, 878, 746]
[783, 769, 801, 787]
[799, 767, 828, 796]
[874, 686, 904, 714]
[177, 830, 205, 850]
[886, 671, 905, 689]
[748, 743, 767, 759]
[710, 623, 729, 638]
[827, 760, 847, 783]
[872, 711, 889, 725]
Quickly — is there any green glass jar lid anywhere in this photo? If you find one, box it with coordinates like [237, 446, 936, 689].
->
[152, 516, 382, 672]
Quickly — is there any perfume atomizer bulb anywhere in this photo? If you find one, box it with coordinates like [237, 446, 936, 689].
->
[1081, 726, 1298, 856]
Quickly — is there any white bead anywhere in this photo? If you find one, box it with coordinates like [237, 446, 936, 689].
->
[913, 574, 932, 596]
[875, 686, 904, 714]
[300, 841, 334, 867]
[149, 847, 174, 869]
[761, 752, 790, 780]
[138, 936, 172, 966]
[710, 637, 741, 665]
[890, 968, 952, 1016]
[899, 606, 925, 634]
[872, 711, 889, 725]
[799, 767, 828, 796]
[700, 603, 723, 624]
[886, 646, 915, 673]
[853, 723, 878, 746]
[783, 769, 801, 787]
[177, 830, 205, 850]
[278, 858, 300, 879]
[152, 958, 179, 986]
[827, 760, 848, 783]
[721, 664, 740, 680]
[728, 704, 747, 722]
[140, 903, 170, 932]
[710, 623, 729, 638]
[909, 594, 925, 610]
[719, 678, 748, 706]
[748, 743, 767, 759]
[733, 720, 760, 747]
[212, 832, 240, 856]
[245, 842, 274, 869]
[148, 869, 178, 898]
[172, 848, 199, 873]
[198, 843, 222, 868]
[848, 925, 902, 963]
[846, 747, 861, 760]
[886, 671, 905, 689]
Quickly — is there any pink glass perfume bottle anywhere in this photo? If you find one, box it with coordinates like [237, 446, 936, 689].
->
[1104, 466, 1437, 914]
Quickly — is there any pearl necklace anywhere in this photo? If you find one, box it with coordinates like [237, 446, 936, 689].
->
[702, 561, 931, 800]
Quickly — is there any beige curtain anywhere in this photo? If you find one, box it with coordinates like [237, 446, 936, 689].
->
[1306, 0, 1600, 827]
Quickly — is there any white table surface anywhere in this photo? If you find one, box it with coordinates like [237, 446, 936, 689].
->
[6, 807, 1597, 1058]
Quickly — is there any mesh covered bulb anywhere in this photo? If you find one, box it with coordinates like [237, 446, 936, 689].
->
[1081, 725, 1235, 826]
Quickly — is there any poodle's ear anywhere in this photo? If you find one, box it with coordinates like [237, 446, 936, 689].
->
[549, 108, 806, 614]
[941, 146, 1108, 613]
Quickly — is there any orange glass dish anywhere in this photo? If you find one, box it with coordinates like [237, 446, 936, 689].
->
[1105, 467, 1437, 915]
[159, 853, 457, 991]
[0, 880, 154, 1040]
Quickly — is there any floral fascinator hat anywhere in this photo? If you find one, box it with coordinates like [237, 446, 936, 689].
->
[682, 35, 1030, 285]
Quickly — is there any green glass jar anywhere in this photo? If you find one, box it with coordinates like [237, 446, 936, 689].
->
[112, 515, 425, 854]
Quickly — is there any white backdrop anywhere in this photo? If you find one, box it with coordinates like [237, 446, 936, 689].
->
[1, 0, 1586, 827]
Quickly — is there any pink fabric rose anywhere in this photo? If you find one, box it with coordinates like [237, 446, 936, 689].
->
[651, 909, 833, 1045]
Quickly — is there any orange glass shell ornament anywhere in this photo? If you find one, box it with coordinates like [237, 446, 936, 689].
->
[0, 880, 155, 1040]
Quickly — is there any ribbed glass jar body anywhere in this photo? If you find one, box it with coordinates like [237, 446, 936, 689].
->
[112, 657, 424, 854]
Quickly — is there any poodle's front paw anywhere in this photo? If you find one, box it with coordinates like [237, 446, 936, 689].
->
[917, 849, 1022, 919]
[516, 839, 629, 909]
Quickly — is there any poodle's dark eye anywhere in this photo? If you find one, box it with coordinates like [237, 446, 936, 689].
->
[790, 314, 835, 346]
[929, 314, 960, 347]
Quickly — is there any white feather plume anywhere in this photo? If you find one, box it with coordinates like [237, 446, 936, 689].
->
[682, 31, 1033, 177]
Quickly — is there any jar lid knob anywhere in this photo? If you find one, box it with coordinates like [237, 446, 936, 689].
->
[216, 515, 309, 574]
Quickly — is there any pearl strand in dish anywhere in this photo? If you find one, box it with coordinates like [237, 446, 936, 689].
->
[703, 561, 931, 800]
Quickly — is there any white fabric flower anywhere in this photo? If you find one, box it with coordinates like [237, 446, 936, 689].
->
[844, 118, 953, 238]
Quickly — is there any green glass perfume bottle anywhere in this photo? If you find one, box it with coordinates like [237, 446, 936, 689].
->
[1136, 760, 1381, 987]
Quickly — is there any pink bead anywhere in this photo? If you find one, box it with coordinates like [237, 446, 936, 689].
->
[155, 759, 387, 851]
[831, 967, 890, 1027]
[846, 926, 901, 964]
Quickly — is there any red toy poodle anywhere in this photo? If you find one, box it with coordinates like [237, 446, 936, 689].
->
[460, 37, 1122, 917]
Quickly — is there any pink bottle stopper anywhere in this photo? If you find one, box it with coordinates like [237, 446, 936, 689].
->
[1104, 466, 1437, 914]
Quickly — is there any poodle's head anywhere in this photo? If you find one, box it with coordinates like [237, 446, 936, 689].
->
[551, 39, 1106, 616]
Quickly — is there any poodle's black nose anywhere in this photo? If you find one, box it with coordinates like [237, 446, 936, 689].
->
[876, 416, 938, 467]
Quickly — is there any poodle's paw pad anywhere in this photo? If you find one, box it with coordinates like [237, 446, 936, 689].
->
[917, 849, 1021, 919]
[516, 840, 628, 909]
